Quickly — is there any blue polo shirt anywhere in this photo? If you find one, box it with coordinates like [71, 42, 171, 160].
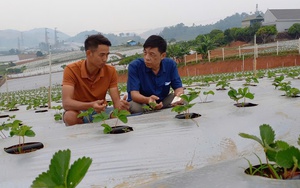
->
[127, 58, 182, 103]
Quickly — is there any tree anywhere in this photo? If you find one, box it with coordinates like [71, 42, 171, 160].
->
[288, 23, 300, 39]
[36, 51, 44, 57]
[195, 35, 216, 59]
[256, 25, 277, 43]
[167, 42, 190, 63]
[118, 53, 142, 69]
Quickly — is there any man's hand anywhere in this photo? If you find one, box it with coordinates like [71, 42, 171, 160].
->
[148, 95, 163, 110]
[119, 95, 130, 111]
[92, 100, 106, 113]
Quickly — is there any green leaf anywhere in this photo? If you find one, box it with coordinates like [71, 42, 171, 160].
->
[48, 149, 71, 186]
[203, 90, 215, 95]
[276, 146, 300, 168]
[260, 124, 275, 146]
[101, 124, 112, 134]
[31, 171, 59, 188]
[92, 112, 109, 123]
[171, 105, 186, 113]
[31, 149, 92, 188]
[25, 129, 36, 137]
[67, 157, 92, 188]
[180, 94, 189, 102]
[239, 133, 263, 146]
[244, 92, 254, 100]
[275, 140, 290, 150]
[118, 114, 128, 124]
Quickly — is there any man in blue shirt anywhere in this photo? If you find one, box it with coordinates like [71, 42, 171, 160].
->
[127, 35, 184, 113]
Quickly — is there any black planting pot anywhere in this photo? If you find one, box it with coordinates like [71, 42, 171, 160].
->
[35, 109, 48, 113]
[8, 108, 19, 112]
[109, 125, 133, 134]
[4, 142, 44, 154]
[175, 113, 201, 119]
[234, 103, 258, 107]
[0, 114, 9, 118]
[245, 164, 300, 180]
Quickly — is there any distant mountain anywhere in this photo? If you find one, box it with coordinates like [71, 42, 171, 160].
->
[66, 30, 145, 46]
[0, 29, 145, 51]
[139, 27, 164, 39]
[159, 12, 250, 41]
[0, 28, 70, 51]
[0, 12, 254, 51]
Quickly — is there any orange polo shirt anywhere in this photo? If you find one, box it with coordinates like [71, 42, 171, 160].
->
[62, 59, 118, 102]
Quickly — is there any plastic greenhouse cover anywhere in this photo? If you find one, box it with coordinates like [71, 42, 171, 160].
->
[0, 73, 299, 188]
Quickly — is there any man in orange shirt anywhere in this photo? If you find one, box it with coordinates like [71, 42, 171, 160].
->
[62, 34, 129, 126]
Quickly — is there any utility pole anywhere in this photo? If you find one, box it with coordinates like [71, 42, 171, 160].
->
[253, 34, 257, 77]
[45, 28, 50, 52]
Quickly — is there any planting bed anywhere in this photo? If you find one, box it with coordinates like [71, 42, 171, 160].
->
[0, 67, 300, 187]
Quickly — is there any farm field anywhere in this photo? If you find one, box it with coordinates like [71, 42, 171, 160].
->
[0, 66, 300, 187]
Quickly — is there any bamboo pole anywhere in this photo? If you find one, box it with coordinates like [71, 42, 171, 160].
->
[48, 45, 52, 109]
[253, 35, 257, 77]
[222, 48, 224, 61]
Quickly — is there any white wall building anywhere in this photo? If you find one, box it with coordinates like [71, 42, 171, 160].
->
[263, 9, 300, 32]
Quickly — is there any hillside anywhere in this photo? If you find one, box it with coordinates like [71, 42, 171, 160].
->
[0, 12, 255, 51]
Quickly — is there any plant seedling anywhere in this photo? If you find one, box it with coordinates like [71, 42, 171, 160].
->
[239, 124, 300, 179]
[228, 87, 254, 107]
[142, 102, 157, 112]
[200, 90, 215, 103]
[244, 76, 259, 86]
[8, 119, 36, 153]
[171, 93, 200, 126]
[77, 108, 95, 123]
[278, 82, 300, 97]
[216, 79, 230, 90]
[0, 115, 16, 139]
[93, 109, 130, 134]
[272, 75, 285, 89]
[52, 105, 63, 121]
[31, 149, 92, 188]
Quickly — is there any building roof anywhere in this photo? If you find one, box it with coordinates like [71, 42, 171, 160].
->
[268, 9, 300, 20]
[242, 14, 264, 22]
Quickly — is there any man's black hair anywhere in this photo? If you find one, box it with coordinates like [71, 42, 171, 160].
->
[84, 34, 111, 51]
[143, 35, 167, 54]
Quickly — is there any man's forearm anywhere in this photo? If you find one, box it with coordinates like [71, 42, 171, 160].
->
[63, 99, 93, 111]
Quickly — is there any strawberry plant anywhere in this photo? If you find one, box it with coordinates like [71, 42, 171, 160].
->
[272, 75, 285, 89]
[31, 149, 92, 188]
[77, 108, 95, 123]
[171, 92, 199, 119]
[3, 117, 36, 153]
[228, 87, 254, 107]
[244, 76, 259, 86]
[216, 79, 230, 90]
[52, 105, 63, 121]
[239, 124, 300, 179]
[92, 109, 130, 134]
[199, 90, 215, 103]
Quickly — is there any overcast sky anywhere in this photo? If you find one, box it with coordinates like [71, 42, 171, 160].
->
[1, 0, 298, 36]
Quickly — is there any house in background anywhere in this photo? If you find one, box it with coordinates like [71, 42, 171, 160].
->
[262, 9, 300, 32]
[126, 40, 137, 46]
[242, 14, 264, 28]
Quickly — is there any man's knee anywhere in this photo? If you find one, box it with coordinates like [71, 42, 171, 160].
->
[129, 101, 144, 114]
[63, 110, 82, 126]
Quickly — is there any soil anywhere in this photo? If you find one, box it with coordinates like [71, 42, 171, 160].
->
[245, 164, 300, 180]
